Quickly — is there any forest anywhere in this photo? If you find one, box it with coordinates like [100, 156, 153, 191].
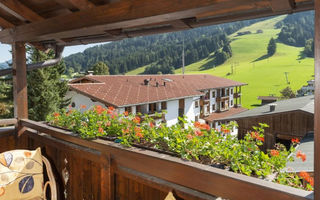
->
[275, 11, 314, 57]
[63, 18, 263, 75]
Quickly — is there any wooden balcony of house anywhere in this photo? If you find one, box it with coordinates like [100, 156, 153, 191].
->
[216, 96, 229, 102]
[0, 0, 318, 199]
[0, 118, 314, 200]
[233, 92, 242, 98]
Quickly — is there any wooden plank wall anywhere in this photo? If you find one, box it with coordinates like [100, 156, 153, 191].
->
[0, 129, 208, 200]
[237, 111, 314, 150]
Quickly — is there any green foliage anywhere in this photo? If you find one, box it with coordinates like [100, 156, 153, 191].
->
[48, 107, 297, 181]
[27, 47, 70, 121]
[303, 39, 314, 58]
[267, 38, 276, 56]
[91, 61, 110, 75]
[280, 86, 296, 99]
[276, 11, 314, 47]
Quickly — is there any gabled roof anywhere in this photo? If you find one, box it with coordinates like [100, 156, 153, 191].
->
[219, 95, 314, 121]
[69, 74, 246, 107]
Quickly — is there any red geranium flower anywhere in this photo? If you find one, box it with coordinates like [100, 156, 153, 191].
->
[194, 130, 203, 136]
[299, 171, 314, 186]
[187, 134, 193, 140]
[80, 104, 87, 109]
[124, 111, 129, 116]
[149, 122, 154, 128]
[291, 138, 300, 143]
[95, 105, 105, 114]
[194, 121, 201, 128]
[296, 150, 306, 162]
[133, 116, 141, 124]
[270, 149, 279, 157]
[53, 112, 60, 117]
[257, 136, 264, 142]
[98, 127, 104, 134]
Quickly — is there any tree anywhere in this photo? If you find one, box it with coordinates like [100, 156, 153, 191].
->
[303, 39, 314, 57]
[267, 38, 276, 56]
[280, 86, 296, 99]
[27, 46, 70, 121]
[91, 61, 110, 75]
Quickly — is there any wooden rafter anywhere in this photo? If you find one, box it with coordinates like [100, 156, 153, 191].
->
[0, 0, 268, 43]
[270, 0, 295, 12]
[0, 16, 13, 28]
[55, 0, 96, 11]
[0, 0, 43, 22]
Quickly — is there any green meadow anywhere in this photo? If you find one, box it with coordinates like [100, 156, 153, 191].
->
[127, 16, 314, 108]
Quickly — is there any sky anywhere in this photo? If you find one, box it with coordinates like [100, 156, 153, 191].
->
[0, 43, 103, 63]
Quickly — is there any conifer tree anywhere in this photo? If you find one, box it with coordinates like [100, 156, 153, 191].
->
[27, 46, 69, 121]
[267, 38, 277, 56]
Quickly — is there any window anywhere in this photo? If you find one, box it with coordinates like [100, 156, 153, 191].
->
[212, 91, 216, 98]
[161, 102, 167, 110]
[195, 115, 199, 122]
[195, 100, 199, 108]
[231, 88, 234, 95]
[125, 106, 132, 113]
[231, 100, 233, 106]
[136, 105, 141, 113]
[149, 103, 156, 113]
[226, 88, 229, 96]
[212, 104, 215, 111]
[205, 92, 209, 100]
[71, 102, 76, 108]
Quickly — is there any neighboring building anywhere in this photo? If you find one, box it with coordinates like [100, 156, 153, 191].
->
[257, 96, 279, 105]
[297, 79, 315, 97]
[66, 74, 246, 127]
[218, 96, 314, 150]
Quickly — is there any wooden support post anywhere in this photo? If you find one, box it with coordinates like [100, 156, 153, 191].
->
[315, 0, 320, 198]
[12, 42, 28, 136]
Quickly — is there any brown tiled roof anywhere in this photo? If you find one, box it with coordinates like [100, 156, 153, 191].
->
[204, 107, 248, 122]
[69, 74, 246, 107]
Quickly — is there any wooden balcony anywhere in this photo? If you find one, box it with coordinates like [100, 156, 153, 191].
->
[216, 96, 229, 102]
[0, 118, 314, 200]
[234, 92, 242, 98]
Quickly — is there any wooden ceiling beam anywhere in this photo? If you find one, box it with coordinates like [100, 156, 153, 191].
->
[270, 0, 295, 12]
[0, 16, 14, 29]
[55, 0, 96, 11]
[0, 0, 257, 43]
[0, 0, 44, 22]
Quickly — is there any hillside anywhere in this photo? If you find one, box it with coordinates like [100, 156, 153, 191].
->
[175, 15, 314, 108]
[63, 19, 263, 74]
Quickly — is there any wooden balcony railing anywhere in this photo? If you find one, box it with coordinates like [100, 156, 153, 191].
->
[216, 96, 229, 102]
[234, 92, 242, 98]
[0, 118, 313, 200]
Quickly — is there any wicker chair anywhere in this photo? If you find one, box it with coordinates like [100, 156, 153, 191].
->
[42, 156, 57, 200]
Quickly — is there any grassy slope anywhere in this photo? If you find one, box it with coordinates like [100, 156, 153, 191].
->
[127, 16, 314, 108]
[126, 65, 148, 75]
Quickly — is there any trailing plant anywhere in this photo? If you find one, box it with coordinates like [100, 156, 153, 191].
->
[47, 105, 312, 190]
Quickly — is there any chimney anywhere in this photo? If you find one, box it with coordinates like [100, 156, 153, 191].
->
[269, 104, 276, 112]
[87, 71, 94, 76]
[163, 82, 166, 87]
[144, 79, 149, 85]
[156, 82, 159, 87]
